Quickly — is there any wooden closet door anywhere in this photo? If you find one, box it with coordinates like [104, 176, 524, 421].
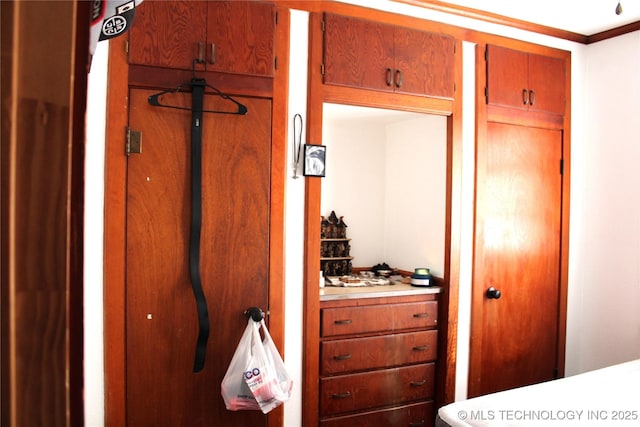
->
[469, 122, 562, 397]
[125, 88, 271, 426]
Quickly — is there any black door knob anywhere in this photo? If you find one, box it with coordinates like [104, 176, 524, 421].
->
[486, 287, 501, 299]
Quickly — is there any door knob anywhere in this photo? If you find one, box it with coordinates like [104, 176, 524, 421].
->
[486, 287, 501, 299]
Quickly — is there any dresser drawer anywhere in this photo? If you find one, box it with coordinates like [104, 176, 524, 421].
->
[320, 400, 435, 427]
[321, 330, 437, 375]
[321, 301, 438, 337]
[320, 363, 435, 416]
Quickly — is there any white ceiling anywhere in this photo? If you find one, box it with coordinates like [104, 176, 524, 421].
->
[436, 0, 640, 35]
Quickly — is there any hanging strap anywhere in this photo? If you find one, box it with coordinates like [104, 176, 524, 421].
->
[189, 79, 210, 373]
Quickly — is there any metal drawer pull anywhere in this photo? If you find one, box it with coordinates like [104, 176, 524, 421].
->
[529, 89, 536, 106]
[522, 88, 529, 105]
[409, 420, 425, 426]
[385, 68, 393, 86]
[332, 391, 351, 399]
[395, 69, 403, 88]
[209, 43, 216, 64]
[413, 313, 429, 318]
[412, 345, 430, 351]
[333, 354, 352, 360]
[197, 42, 205, 63]
[410, 379, 426, 387]
[334, 319, 352, 325]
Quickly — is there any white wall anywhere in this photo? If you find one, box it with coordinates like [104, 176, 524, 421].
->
[84, 5, 640, 425]
[85, 41, 108, 427]
[321, 113, 447, 274]
[385, 116, 447, 275]
[565, 31, 640, 375]
[321, 118, 388, 267]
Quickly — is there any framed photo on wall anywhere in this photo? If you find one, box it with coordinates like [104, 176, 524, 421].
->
[303, 144, 326, 177]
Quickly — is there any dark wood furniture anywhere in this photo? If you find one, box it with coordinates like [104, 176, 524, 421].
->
[485, 44, 566, 115]
[129, 0, 276, 77]
[319, 294, 439, 426]
[323, 13, 455, 99]
[469, 42, 570, 397]
[103, 2, 288, 427]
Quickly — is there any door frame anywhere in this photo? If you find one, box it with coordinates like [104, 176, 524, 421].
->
[301, 9, 464, 425]
[468, 41, 572, 396]
[103, 9, 290, 426]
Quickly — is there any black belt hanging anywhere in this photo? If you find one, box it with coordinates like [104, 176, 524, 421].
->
[189, 79, 209, 373]
[147, 73, 248, 373]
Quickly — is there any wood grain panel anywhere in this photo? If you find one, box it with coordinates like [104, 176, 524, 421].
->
[320, 401, 435, 427]
[207, 1, 275, 77]
[321, 301, 438, 337]
[12, 97, 71, 425]
[129, 1, 207, 70]
[486, 45, 529, 111]
[528, 53, 566, 115]
[320, 363, 435, 416]
[323, 13, 394, 92]
[469, 122, 562, 397]
[394, 28, 455, 99]
[126, 89, 271, 426]
[321, 330, 438, 374]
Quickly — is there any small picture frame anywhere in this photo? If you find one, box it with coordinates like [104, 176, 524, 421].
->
[303, 144, 326, 177]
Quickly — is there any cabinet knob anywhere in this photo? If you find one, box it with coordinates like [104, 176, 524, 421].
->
[486, 287, 502, 299]
[529, 89, 536, 106]
[522, 88, 529, 105]
[385, 68, 393, 86]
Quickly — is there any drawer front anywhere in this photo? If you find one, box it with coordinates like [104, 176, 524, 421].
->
[322, 301, 438, 337]
[320, 363, 435, 416]
[320, 400, 435, 427]
[321, 330, 437, 375]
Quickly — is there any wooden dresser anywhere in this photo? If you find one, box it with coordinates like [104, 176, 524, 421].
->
[319, 287, 441, 426]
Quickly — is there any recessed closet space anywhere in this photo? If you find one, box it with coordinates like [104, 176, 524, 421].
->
[321, 103, 447, 276]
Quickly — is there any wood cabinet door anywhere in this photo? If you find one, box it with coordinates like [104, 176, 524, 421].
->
[528, 53, 566, 115]
[394, 28, 455, 99]
[469, 122, 562, 397]
[128, 1, 275, 77]
[486, 45, 529, 111]
[125, 88, 271, 426]
[128, 1, 207, 70]
[323, 13, 394, 92]
[206, 1, 275, 77]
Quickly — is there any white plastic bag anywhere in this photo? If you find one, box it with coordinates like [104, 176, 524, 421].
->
[221, 319, 292, 414]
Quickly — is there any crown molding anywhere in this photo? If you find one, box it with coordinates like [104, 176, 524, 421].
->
[396, 0, 640, 44]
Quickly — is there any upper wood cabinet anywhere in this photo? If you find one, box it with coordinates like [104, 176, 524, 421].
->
[486, 45, 566, 115]
[322, 13, 455, 99]
[128, 0, 275, 77]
